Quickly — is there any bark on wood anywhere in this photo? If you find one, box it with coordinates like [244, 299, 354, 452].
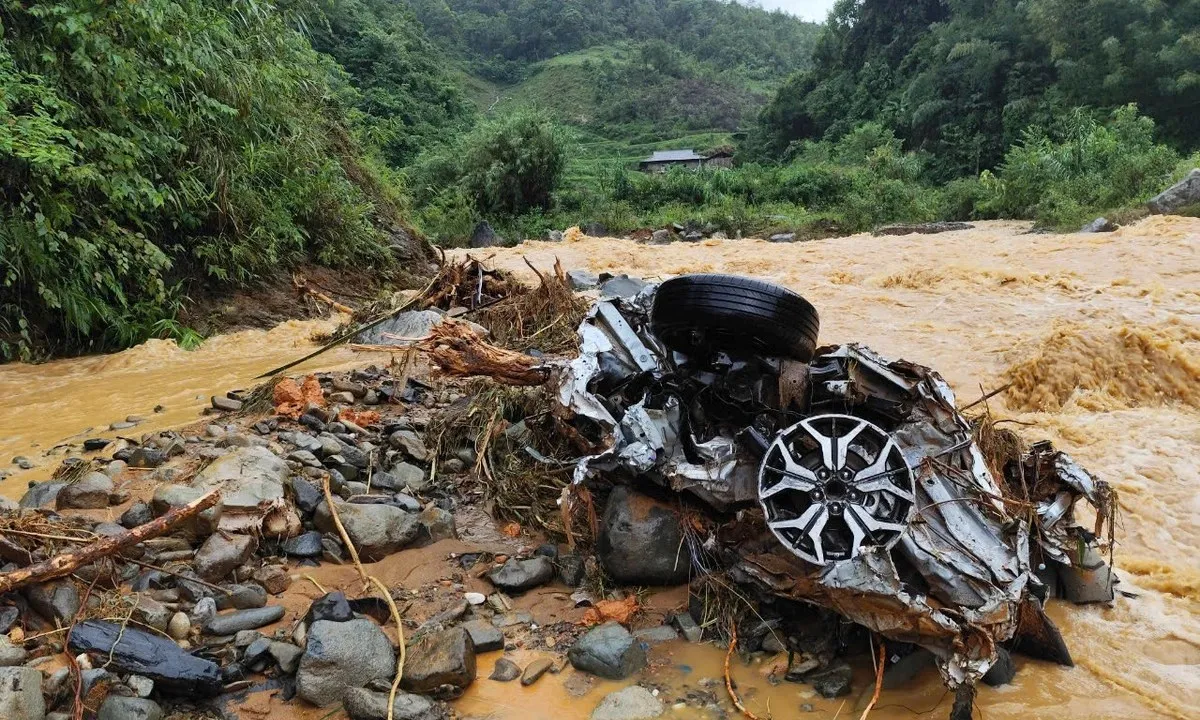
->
[0, 489, 221, 595]
[418, 320, 549, 386]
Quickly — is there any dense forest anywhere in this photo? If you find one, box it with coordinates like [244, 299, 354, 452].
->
[1, 0, 1198, 360]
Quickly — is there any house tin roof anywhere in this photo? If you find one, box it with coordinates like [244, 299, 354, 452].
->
[642, 149, 705, 163]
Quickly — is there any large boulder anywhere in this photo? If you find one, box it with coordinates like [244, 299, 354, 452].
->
[191, 447, 295, 536]
[56, 472, 114, 509]
[568, 622, 646, 680]
[468, 221, 503, 248]
[296, 619, 395, 707]
[400, 627, 476, 694]
[314, 501, 419, 561]
[1147, 169, 1200, 214]
[0, 667, 44, 720]
[597, 486, 689, 586]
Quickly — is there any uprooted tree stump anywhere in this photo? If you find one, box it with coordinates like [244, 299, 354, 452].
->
[419, 320, 550, 386]
[0, 489, 222, 594]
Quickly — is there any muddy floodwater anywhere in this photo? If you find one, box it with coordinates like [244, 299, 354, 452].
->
[2, 218, 1197, 719]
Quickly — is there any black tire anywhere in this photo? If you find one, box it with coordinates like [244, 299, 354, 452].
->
[651, 274, 820, 361]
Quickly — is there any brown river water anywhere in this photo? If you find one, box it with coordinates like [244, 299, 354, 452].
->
[1, 218, 1197, 719]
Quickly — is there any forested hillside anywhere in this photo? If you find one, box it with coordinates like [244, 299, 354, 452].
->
[747, 0, 1200, 179]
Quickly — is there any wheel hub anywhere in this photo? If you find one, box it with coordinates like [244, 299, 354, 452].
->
[758, 414, 916, 565]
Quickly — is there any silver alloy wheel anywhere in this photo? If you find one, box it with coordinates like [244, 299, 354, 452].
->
[758, 414, 915, 565]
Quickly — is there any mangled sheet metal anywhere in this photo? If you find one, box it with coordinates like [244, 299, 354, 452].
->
[552, 288, 1114, 688]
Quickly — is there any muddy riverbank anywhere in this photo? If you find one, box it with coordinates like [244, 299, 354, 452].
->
[1, 218, 1197, 719]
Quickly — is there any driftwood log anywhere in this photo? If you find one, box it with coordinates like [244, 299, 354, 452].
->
[419, 320, 549, 386]
[0, 489, 221, 595]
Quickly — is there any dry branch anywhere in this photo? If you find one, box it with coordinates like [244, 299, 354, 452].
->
[0, 489, 221, 595]
[418, 320, 549, 386]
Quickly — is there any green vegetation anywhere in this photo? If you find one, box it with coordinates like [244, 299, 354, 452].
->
[3, 0, 1198, 358]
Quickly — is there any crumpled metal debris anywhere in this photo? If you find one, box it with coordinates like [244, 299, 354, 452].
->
[551, 287, 1114, 690]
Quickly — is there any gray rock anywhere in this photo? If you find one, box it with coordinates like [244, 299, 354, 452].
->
[1080, 217, 1116, 233]
[192, 446, 287, 513]
[104, 459, 128, 478]
[648, 229, 671, 245]
[315, 500, 419, 561]
[56, 472, 114, 509]
[597, 486, 688, 586]
[590, 686, 663, 720]
[469, 221, 502, 249]
[0, 636, 27, 666]
[0, 667, 45, 720]
[125, 675, 154, 698]
[357, 310, 445, 346]
[599, 274, 648, 299]
[268, 641, 303, 674]
[342, 687, 446, 720]
[521, 657, 553, 686]
[389, 462, 428, 493]
[568, 622, 646, 680]
[150, 485, 222, 537]
[211, 396, 243, 412]
[133, 596, 172, 632]
[288, 450, 322, 468]
[390, 430, 430, 462]
[297, 619, 395, 707]
[808, 662, 852, 698]
[97, 697, 163, 720]
[462, 619, 503, 653]
[400, 626, 477, 694]
[203, 606, 285, 636]
[0, 607, 15, 635]
[568, 270, 600, 290]
[417, 506, 456, 544]
[768, 232, 796, 243]
[489, 657, 521, 682]
[217, 583, 269, 610]
[290, 477, 323, 514]
[283, 531, 324, 558]
[190, 597, 218, 625]
[19, 481, 65, 509]
[193, 533, 256, 582]
[127, 448, 167, 468]
[25, 579, 80, 624]
[545, 230, 565, 243]
[487, 557, 555, 593]
[632, 626, 678, 645]
[1147, 168, 1200, 214]
[120, 502, 154, 528]
[683, 231, 703, 242]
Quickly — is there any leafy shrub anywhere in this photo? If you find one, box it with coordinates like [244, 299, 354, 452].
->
[983, 105, 1180, 226]
[0, 0, 399, 359]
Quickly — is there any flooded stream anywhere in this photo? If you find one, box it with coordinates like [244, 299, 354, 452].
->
[1, 218, 1196, 719]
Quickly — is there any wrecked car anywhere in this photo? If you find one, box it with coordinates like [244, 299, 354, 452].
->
[542, 274, 1116, 714]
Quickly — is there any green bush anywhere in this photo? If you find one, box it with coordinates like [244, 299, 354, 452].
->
[982, 105, 1180, 226]
[0, 0, 399, 359]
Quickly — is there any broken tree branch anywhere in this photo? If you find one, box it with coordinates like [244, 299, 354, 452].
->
[858, 638, 887, 720]
[0, 489, 221, 595]
[418, 320, 549, 386]
[724, 623, 762, 720]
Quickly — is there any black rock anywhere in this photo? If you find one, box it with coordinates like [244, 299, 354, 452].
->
[567, 622, 646, 680]
[291, 477, 323, 515]
[24, 579, 80, 624]
[120, 502, 154, 529]
[83, 439, 110, 452]
[69, 620, 222, 696]
[808, 663, 852, 698]
[486, 557, 555, 593]
[0, 606, 18, 634]
[282, 531, 323, 558]
[462, 619, 503, 653]
[597, 486, 689, 586]
[557, 554, 586, 587]
[306, 591, 354, 624]
[299, 413, 327, 433]
[534, 544, 558, 560]
[982, 648, 1016, 687]
[128, 448, 167, 469]
[582, 222, 607, 236]
[469, 221, 503, 249]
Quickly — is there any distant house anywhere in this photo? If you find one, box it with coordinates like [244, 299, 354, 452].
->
[637, 149, 735, 173]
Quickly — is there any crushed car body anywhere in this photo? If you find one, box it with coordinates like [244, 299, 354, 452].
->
[549, 275, 1116, 693]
